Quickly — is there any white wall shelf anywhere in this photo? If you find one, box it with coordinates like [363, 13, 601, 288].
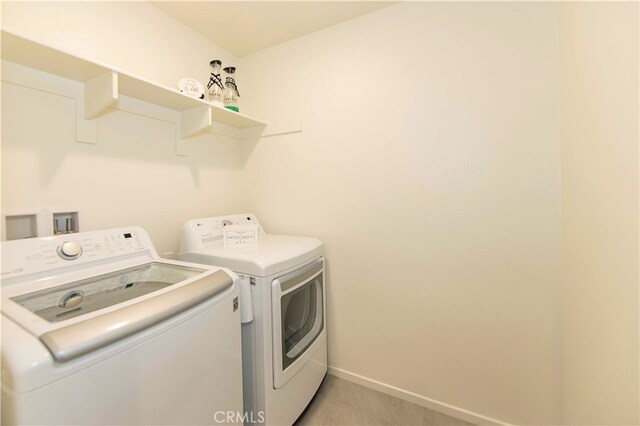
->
[1, 31, 274, 155]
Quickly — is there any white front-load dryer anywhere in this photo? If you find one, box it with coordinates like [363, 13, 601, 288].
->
[179, 214, 327, 426]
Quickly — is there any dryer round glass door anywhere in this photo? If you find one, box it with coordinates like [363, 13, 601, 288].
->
[271, 258, 324, 389]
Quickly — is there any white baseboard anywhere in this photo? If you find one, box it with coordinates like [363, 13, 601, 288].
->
[327, 366, 511, 426]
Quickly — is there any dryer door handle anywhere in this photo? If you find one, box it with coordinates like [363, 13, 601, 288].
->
[276, 259, 323, 296]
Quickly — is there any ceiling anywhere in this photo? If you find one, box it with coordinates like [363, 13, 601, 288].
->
[151, 1, 397, 57]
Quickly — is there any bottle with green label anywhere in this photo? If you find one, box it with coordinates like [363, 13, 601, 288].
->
[223, 66, 240, 112]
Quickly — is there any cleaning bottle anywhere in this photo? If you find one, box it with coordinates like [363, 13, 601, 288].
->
[223, 66, 240, 112]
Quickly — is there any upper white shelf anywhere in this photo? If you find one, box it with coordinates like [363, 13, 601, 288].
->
[1, 31, 266, 130]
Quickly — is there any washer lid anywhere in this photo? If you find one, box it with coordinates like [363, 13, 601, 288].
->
[11, 262, 204, 323]
[2, 259, 234, 363]
[181, 234, 323, 276]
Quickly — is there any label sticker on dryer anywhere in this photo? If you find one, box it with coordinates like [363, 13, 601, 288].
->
[223, 225, 258, 248]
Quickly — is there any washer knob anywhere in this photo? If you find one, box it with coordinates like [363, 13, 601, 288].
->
[57, 241, 83, 260]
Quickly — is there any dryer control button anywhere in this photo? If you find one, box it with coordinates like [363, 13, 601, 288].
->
[57, 241, 83, 260]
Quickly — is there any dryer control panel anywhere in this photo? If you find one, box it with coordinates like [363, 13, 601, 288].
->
[179, 213, 264, 252]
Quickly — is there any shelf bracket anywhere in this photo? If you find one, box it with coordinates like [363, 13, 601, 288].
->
[84, 71, 118, 119]
[175, 106, 212, 156]
[76, 71, 118, 144]
[181, 106, 212, 138]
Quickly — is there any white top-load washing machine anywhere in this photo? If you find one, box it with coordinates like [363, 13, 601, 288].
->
[1, 227, 243, 425]
[179, 214, 327, 426]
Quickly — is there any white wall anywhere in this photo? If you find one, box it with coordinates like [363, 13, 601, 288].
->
[559, 3, 640, 424]
[240, 3, 562, 424]
[1, 1, 247, 255]
[3, 2, 637, 425]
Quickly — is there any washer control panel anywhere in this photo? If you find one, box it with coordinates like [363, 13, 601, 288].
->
[1, 227, 151, 282]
